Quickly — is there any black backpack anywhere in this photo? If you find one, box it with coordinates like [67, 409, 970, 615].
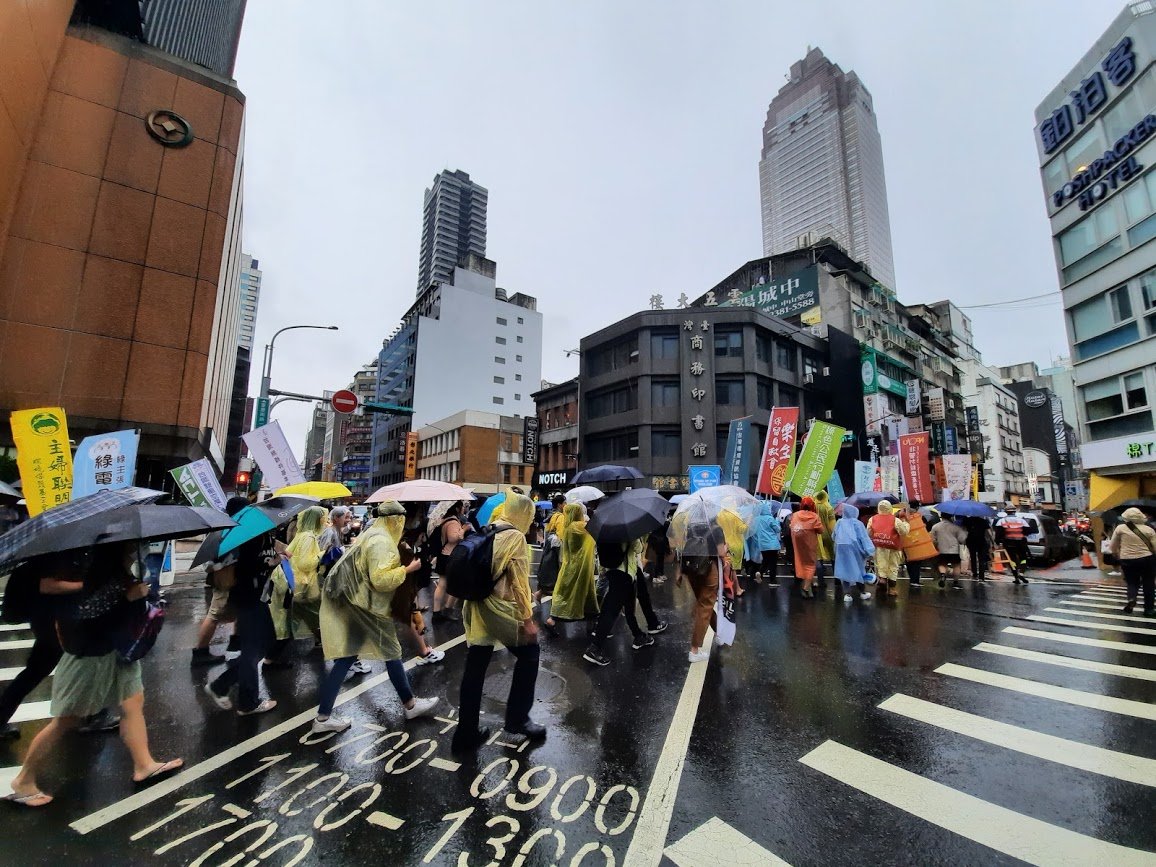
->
[445, 525, 509, 601]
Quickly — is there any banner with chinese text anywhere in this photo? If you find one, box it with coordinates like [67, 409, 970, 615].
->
[788, 420, 845, 498]
[170, 458, 228, 510]
[940, 454, 972, 502]
[755, 407, 798, 496]
[403, 431, 419, 481]
[72, 430, 139, 498]
[826, 469, 846, 503]
[243, 421, 305, 490]
[11, 407, 72, 516]
[898, 432, 933, 504]
[853, 460, 876, 493]
[879, 455, 901, 494]
[722, 417, 752, 488]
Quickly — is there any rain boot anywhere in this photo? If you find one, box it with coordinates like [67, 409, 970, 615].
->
[887, 578, 898, 597]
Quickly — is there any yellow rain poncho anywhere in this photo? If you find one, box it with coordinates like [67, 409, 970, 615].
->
[319, 501, 408, 661]
[463, 493, 535, 648]
[814, 491, 837, 562]
[550, 503, 599, 620]
[716, 509, 748, 572]
[271, 506, 326, 639]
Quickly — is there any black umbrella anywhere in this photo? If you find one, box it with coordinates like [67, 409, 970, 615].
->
[0, 486, 166, 568]
[194, 495, 318, 566]
[571, 465, 645, 485]
[844, 492, 902, 511]
[587, 488, 669, 543]
[1116, 499, 1156, 514]
[0, 504, 234, 570]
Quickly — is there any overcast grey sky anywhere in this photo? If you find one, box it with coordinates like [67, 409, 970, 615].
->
[233, 0, 1114, 459]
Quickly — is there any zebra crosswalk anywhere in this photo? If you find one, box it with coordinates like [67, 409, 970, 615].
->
[798, 583, 1156, 863]
[0, 622, 53, 730]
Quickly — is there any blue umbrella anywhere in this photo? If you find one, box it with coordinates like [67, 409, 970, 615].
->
[935, 499, 997, 519]
[477, 492, 506, 525]
[535, 501, 553, 511]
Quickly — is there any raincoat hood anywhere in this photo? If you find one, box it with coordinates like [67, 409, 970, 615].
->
[815, 491, 830, 506]
[370, 500, 406, 543]
[762, 500, 781, 517]
[501, 493, 535, 535]
[563, 502, 585, 523]
[840, 503, 860, 521]
[877, 500, 894, 514]
[1122, 507, 1149, 523]
[800, 496, 816, 511]
[296, 506, 327, 535]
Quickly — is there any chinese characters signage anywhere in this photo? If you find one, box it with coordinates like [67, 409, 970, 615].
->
[72, 430, 139, 498]
[1038, 37, 1136, 154]
[171, 457, 228, 510]
[789, 420, 845, 498]
[722, 418, 752, 488]
[1079, 432, 1156, 469]
[688, 465, 721, 493]
[940, 454, 971, 502]
[718, 266, 820, 324]
[755, 407, 798, 496]
[927, 387, 946, 422]
[965, 405, 984, 459]
[403, 431, 419, 481]
[905, 379, 921, 415]
[651, 474, 689, 492]
[11, 407, 72, 516]
[898, 432, 933, 504]
[853, 460, 877, 493]
[522, 417, 539, 465]
[242, 420, 306, 490]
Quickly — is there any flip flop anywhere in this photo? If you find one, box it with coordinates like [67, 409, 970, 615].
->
[134, 758, 184, 785]
[4, 791, 53, 808]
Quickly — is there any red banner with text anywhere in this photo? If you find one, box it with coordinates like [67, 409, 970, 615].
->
[898, 432, 933, 504]
[755, 407, 799, 496]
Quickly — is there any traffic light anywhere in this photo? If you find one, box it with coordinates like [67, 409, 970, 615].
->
[236, 470, 251, 489]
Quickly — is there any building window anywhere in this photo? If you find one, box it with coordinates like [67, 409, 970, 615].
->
[756, 333, 772, 364]
[756, 379, 774, 409]
[802, 352, 821, 379]
[515, 374, 522, 381]
[516, 355, 522, 362]
[588, 338, 639, 376]
[651, 380, 680, 407]
[775, 341, 797, 372]
[493, 396, 505, 405]
[1082, 371, 1153, 440]
[651, 331, 679, 359]
[586, 429, 638, 462]
[496, 317, 507, 326]
[778, 384, 799, 407]
[716, 378, 744, 405]
[516, 336, 523, 343]
[1058, 207, 1121, 283]
[651, 429, 681, 457]
[514, 393, 521, 400]
[494, 375, 505, 384]
[713, 330, 742, 357]
[587, 384, 638, 419]
[495, 356, 506, 364]
[1071, 286, 1141, 360]
[496, 336, 507, 345]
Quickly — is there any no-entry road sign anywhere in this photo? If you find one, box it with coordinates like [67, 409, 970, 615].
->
[331, 389, 358, 414]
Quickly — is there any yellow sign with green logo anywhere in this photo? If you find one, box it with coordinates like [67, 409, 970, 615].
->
[11, 407, 73, 516]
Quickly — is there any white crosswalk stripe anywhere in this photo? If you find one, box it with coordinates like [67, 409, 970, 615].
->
[9, 701, 51, 724]
[1044, 606, 1155, 623]
[0, 639, 34, 651]
[973, 642, 1156, 681]
[0, 624, 30, 633]
[1058, 599, 1132, 611]
[665, 816, 791, 866]
[1004, 625, 1156, 654]
[1027, 614, 1156, 636]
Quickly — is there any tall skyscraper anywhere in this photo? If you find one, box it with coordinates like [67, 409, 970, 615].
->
[416, 170, 487, 294]
[140, 0, 248, 77]
[759, 48, 897, 290]
[237, 254, 262, 351]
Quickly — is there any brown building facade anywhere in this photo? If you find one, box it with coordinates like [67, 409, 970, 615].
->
[0, 3, 246, 483]
[416, 410, 534, 496]
[531, 378, 579, 489]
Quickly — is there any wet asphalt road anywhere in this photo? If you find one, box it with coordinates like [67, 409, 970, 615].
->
[0, 560, 1152, 866]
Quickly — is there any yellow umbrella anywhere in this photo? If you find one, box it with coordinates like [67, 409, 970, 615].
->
[274, 481, 352, 499]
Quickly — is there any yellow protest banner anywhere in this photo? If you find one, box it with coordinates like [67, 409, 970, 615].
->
[11, 407, 73, 516]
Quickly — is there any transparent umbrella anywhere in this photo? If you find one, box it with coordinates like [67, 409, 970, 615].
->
[668, 494, 728, 556]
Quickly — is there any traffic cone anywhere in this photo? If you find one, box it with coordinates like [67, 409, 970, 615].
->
[1080, 548, 1094, 569]
[991, 552, 1006, 574]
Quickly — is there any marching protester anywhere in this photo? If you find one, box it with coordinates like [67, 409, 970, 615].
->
[899, 501, 937, 590]
[203, 497, 281, 716]
[994, 510, 1031, 584]
[7, 542, 182, 808]
[813, 491, 837, 594]
[964, 517, 993, 581]
[453, 492, 546, 750]
[678, 523, 725, 663]
[790, 497, 824, 598]
[749, 500, 782, 586]
[265, 506, 328, 666]
[535, 499, 564, 603]
[430, 501, 467, 623]
[833, 504, 875, 602]
[931, 515, 968, 590]
[546, 502, 599, 628]
[583, 538, 656, 666]
[1109, 507, 1156, 615]
[867, 500, 909, 597]
[311, 501, 437, 734]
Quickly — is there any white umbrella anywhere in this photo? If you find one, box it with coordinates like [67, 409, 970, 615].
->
[365, 479, 473, 503]
[427, 499, 469, 536]
[565, 485, 605, 504]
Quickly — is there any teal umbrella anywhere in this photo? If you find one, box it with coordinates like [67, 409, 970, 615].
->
[212, 496, 318, 559]
[477, 492, 506, 525]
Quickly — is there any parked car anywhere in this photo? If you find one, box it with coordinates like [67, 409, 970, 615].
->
[1017, 511, 1079, 563]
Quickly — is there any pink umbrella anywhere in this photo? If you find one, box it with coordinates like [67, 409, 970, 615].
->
[365, 479, 473, 503]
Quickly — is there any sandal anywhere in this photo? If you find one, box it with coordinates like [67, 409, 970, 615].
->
[134, 758, 184, 785]
[4, 790, 53, 808]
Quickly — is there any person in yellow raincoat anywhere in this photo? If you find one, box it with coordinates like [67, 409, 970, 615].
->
[265, 507, 326, 666]
[546, 502, 599, 627]
[453, 493, 545, 750]
[867, 500, 910, 597]
[813, 491, 837, 590]
[716, 508, 748, 598]
[311, 501, 438, 735]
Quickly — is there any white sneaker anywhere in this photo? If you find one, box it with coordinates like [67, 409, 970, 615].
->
[860, 591, 872, 601]
[687, 649, 710, 664]
[404, 696, 438, 720]
[843, 594, 853, 603]
[311, 715, 351, 735]
[416, 649, 445, 665]
[203, 682, 232, 711]
[349, 660, 371, 675]
[237, 699, 277, 716]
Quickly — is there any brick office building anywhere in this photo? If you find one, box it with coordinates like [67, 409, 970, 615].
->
[531, 378, 579, 490]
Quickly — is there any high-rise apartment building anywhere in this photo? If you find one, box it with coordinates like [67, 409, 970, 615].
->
[237, 254, 261, 351]
[416, 170, 487, 294]
[759, 48, 897, 290]
[140, 0, 248, 77]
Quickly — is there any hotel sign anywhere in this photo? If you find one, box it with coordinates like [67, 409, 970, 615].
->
[1038, 37, 1135, 154]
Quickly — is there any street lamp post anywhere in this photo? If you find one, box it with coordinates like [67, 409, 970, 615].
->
[257, 324, 339, 425]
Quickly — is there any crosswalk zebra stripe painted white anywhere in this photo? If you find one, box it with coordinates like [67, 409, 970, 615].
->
[9, 701, 51, 724]
[1028, 614, 1156, 637]
[1058, 599, 1132, 611]
[1079, 589, 1128, 596]
[0, 624, 29, 633]
[0, 639, 34, 651]
[878, 694, 1156, 787]
[0, 766, 17, 793]
[974, 642, 1156, 681]
[1076, 593, 1131, 602]
[0, 665, 54, 683]
[1044, 607, 1155, 624]
[799, 740, 1156, 866]
[664, 816, 791, 867]
[936, 663, 1156, 720]
[1004, 626, 1156, 655]
[1094, 585, 1129, 591]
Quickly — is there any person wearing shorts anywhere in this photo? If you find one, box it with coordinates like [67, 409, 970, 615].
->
[930, 517, 968, 590]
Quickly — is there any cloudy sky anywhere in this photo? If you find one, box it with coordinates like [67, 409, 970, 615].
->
[233, 0, 1114, 458]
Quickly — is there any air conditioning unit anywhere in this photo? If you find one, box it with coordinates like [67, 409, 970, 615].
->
[853, 310, 870, 328]
[868, 291, 883, 307]
[803, 373, 815, 385]
[985, 484, 996, 493]
[948, 398, 957, 409]
[884, 297, 895, 313]
[822, 367, 830, 377]
[824, 410, 834, 420]
[884, 337, 900, 351]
